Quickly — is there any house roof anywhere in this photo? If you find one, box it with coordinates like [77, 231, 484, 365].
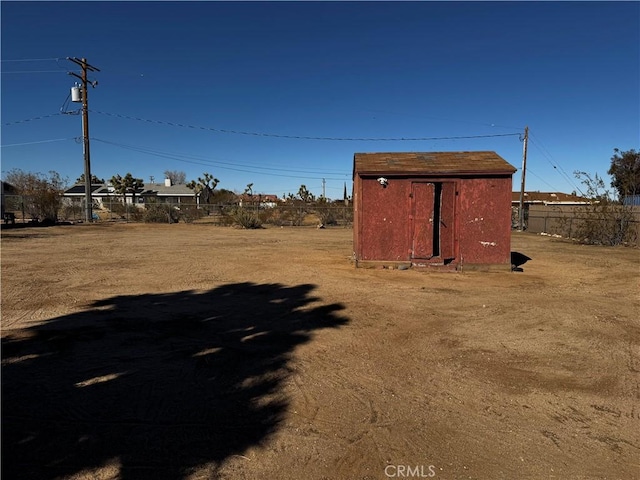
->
[139, 183, 194, 196]
[511, 192, 592, 205]
[64, 184, 109, 194]
[353, 151, 516, 176]
[64, 183, 194, 196]
[1, 181, 17, 194]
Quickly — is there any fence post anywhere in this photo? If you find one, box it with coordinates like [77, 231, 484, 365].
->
[569, 217, 573, 238]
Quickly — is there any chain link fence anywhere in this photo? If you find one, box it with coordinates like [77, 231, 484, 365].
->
[1, 195, 354, 228]
[513, 205, 640, 245]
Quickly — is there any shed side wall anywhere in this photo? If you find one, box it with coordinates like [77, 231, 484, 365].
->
[457, 176, 512, 266]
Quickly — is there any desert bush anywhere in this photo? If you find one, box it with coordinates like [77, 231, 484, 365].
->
[340, 204, 354, 226]
[567, 172, 638, 246]
[315, 206, 339, 226]
[278, 204, 307, 226]
[143, 204, 179, 223]
[570, 204, 637, 246]
[256, 207, 286, 226]
[230, 207, 263, 229]
[103, 200, 127, 217]
[60, 203, 84, 221]
[178, 206, 206, 223]
[4, 169, 66, 222]
[127, 208, 144, 222]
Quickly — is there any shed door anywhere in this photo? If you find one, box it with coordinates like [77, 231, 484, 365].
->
[412, 183, 435, 259]
[412, 182, 456, 261]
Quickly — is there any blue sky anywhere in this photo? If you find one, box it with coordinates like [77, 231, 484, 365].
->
[2, 1, 638, 199]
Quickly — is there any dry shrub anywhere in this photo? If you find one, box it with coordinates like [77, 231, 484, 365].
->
[569, 172, 638, 246]
[230, 207, 263, 229]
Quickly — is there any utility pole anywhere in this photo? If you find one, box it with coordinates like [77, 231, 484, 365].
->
[322, 178, 326, 199]
[518, 126, 529, 231]
[68, 57, 100, 223]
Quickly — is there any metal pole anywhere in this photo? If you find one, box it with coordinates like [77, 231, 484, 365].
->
[518, 126, 529, 231]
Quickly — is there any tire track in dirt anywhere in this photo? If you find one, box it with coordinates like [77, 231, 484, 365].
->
[283, 352, 402, 478]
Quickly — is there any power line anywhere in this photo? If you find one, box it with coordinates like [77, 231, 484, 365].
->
[1, 70, 71, 74]
[1, 57, 63, 62]
[364, 108, 526, 131]
[2, 57, 75, 74]
[525, 168, 562, 192]
[91, 110, 522, 142]
[92, 138, 350, 176]
[528, 132, 584, 195]
[1, 138, 75, 148]
[92, 138, 348, 181]
[2, 113, 65, 126]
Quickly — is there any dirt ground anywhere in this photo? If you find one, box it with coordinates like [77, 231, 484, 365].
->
[2, 223, 639, 480]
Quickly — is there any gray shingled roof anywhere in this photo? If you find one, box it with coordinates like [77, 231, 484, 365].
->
[65, 183, 195, 196]
[139, 183, 194, 196]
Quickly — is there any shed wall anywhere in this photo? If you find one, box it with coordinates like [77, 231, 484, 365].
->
[354, 174, 513, 269]
[457, 177, 513, 266]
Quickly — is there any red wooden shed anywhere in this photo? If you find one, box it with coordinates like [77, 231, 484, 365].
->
[353, 151, 517, 270]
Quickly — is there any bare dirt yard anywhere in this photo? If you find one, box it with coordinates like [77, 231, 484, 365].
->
[2, 223, 639, 480]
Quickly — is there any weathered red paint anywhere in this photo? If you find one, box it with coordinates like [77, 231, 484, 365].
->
[456, 177, 513, 266]
[357, 176, 411, 261]
[353, 152, 516, 270]
[411, 183, 435, 259]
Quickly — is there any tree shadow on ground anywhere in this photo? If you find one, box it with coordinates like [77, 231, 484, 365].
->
[2, 282, 348, 480]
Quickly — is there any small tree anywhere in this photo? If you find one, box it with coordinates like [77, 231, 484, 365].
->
[297, 184, 315, 203]
[76, 173, 105, 184]
[111, 173, 144, 221]
[163, 170, 187, 185]
[608, 148, 640, 199]
[210, 188, 238, 205]
[4, 169, 67, 223]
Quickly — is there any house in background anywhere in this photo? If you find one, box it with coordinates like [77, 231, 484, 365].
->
[63, 183, 113, 206]
[353, 151, 516, 271]
[238, 193, 281, 208]
[63, 179, 198, 209]
[623, 194, 640, 206]
[138, 179, 198, 206]
[511, 191, 592, 207]
[511, 191, 593, 230]
[1, 181, 18, 221]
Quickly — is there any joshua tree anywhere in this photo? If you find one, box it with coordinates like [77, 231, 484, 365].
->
[187, 173, 220, 211]
[111, 173, 144, 206]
